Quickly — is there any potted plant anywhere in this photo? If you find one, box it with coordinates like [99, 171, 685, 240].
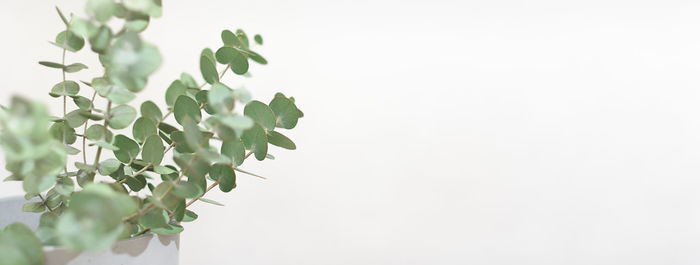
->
[0, 0, 303, 264]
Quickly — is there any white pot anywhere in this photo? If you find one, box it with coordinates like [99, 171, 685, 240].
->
[0, 196, 179, 265]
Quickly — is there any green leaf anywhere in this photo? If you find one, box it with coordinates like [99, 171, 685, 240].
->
[98, 158, 121, 176]
[86, 0, 115, 22]
[50, 81, 80, 97]
[89, 25, 112, 53]
[140, 101, 162, 123]
[269, 96, 300, 129]
[39, 61, 65, 68]
[54, 30, 85, 52]
[65, 145, 81, 155]
[22, 202, 46, 213]
[64, 63, 88, 73]
[208, 82, 234, 112]
[221, 138, 246, 167]
[241, 123, 268, 161]
[200, 48, 218, 84]
[108, 105, 137, 129]
[123, 0, 162, 17]
[182, 210, 198, 222]
[142, 135, 165, 165]
[73, 96, 93, 110]
[138, 208, 168, 229]
[0, 222, 44, 265]
[54, 177, 75, 196]
[182, 117, 205, 151]
[173, 95, 201, 125]
[56, 183, 136, 251]
[132, 117, 157, 143]
[267, 131, 296, 150]
[113, 134, 140, 163]
[180, 73, 198, 89]
[172, 181, 202, 198]
[235, 29, 250, 48]
[49, 122, 77, 144]
[93, 140, 119, 151]
[86, 124, 105, 140]
[152, 223, 184, 235]
[76, 170, 95, 188]
[65, 109, 89, 128]
[91, 77, 135, 104]
[153, 165, 176, 174]
[244, 100, 276, 130]
[125, 175, 146, 192]
[254, 34, 263, 45]
[210, 163, 236, 192]
[248, 50, 267, 65]
[215, 47, 249, 75]
[165, 80, 187, 106]
[107, 33, 162, 92]
[198, 197, 224, 206]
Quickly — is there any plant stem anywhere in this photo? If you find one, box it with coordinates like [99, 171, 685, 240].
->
[38, 194, 54, 213]
[82, 91, 98, 164]
[93, 101, 111, 167]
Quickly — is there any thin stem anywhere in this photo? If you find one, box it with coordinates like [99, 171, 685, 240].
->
[233, 168, 267, 179]
[82, 91, 98, 164]
[38, 194, 54, 213]
[219, 64, 230, 79]
[93, 101, 111, 167]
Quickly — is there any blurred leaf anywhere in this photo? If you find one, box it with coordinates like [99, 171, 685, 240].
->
[138, 208, 168, 229]
[172, 181, 202, 198]
[65, 110, 89, 128]
[254, 34, 263, 45]
[152, 223, 183, 235]
[91, 77, 136, 104]
[0, 222, 44, 265]
[180, 73, 198, 89]
[54, 177, 75, 196]
[86, 0, 115, 22]
[89, 25, 112, 53]
[86, 124, 105, 140]
[22, 202, 46, 213]
[198, 197, 224, 206]
[241, 123, 268, 161]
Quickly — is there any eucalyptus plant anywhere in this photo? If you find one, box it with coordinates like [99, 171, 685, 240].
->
[0, 1, 302, 264]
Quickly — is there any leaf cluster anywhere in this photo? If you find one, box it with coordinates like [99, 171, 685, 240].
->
[0, 0, 302, 262]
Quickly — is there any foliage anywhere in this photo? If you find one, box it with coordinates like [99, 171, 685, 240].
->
[0, 0, 302, 262]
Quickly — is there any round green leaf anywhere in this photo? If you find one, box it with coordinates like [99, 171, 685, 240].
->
[140, 100, 162, 122]
[165, 80, 186, 106]
[138, 208, 168, 229]
[54, 177, 75, 196]
[108, 105, 137, 129]
[98, 158, 121, 176]
[73, 96, 93, 110]
[65, 109, 89, 128]
[173, 95, 201, 125]
[241, 123, 268, 161]
[89, 25, 112, 53]
[0, 222, 44, 265]
[50, 122, 77, 144]
[86, 124, 105, 140]
[267, 130, 296, 150]
[142, 135, 165, 165]
[254, 34, 263, 45]
[180, 72, 198, 89]
[200, 48, 218, 84]
[113, 134, 139, 163]
[50, 81, 80, 97]
[132, 117, 157, 143]
[221, 138, 246, 167]
[91, 77, 135, 104]
[55, 30, 85, 52]
[210, 163, 236, 192]
[208, 82, 234, 112]
[269, 96, 300, 129]
[172, 181, 202, 198]
[244, 100, 275, 130]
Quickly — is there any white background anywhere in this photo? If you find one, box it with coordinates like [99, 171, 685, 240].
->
[2, 0, 700, 264]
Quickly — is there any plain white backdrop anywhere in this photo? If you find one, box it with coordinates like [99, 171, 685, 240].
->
[2, 0, 700, 264]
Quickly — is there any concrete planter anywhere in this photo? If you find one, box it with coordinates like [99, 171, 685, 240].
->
[0, 196, 180, 265]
